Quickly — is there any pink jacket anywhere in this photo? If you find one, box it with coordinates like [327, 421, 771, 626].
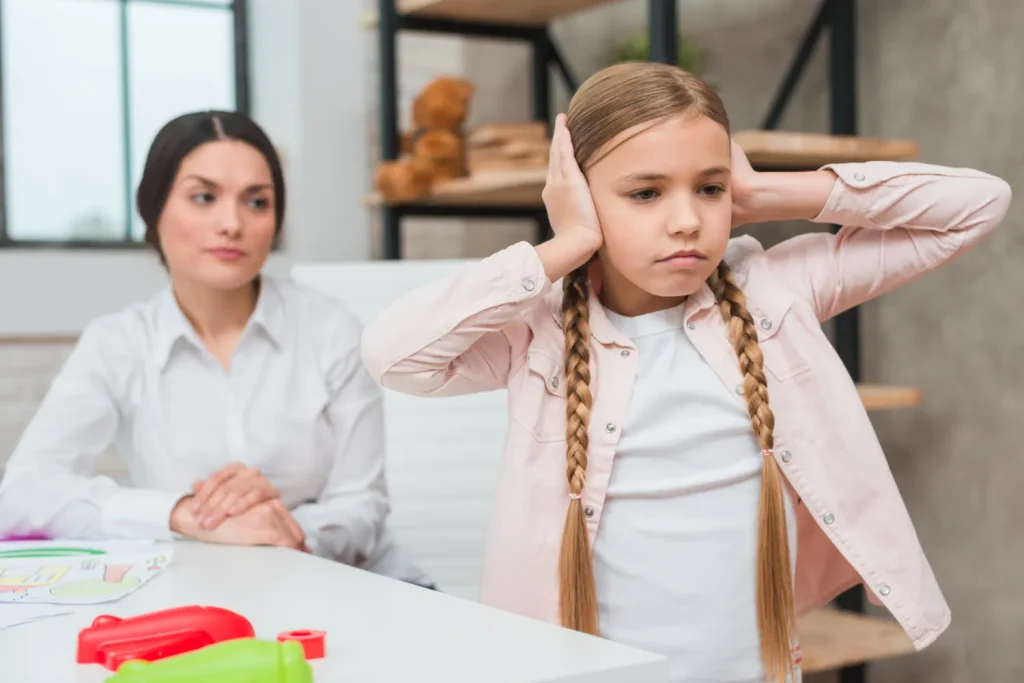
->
[361, 161, 1011, 651]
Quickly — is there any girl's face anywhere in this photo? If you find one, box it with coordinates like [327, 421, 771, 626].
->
[585, 113, 732, 317]
[158, 139, 278, 292]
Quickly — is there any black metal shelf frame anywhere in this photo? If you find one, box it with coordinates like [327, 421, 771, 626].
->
[763, 8, 866, 679]
[375, 1, 867, 680]
[376, 0, 683, 261]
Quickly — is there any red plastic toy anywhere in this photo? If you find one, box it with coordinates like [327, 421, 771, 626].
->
[276, 629, 326, 659]
[76, 605, 255, 671]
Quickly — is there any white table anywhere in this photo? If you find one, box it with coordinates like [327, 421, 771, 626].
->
[0, 542, 667, 682]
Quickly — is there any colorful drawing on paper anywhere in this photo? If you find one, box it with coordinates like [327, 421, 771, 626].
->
[0, 551, 172, 605]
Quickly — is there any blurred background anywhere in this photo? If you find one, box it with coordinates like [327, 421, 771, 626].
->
[0, 1, 1019, 681]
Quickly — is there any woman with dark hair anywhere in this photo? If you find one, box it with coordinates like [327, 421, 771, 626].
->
[0, 110, 430, 587]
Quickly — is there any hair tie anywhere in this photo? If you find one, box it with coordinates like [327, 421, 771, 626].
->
[568, 493, 582, 500]
[761, 449, 774, 457]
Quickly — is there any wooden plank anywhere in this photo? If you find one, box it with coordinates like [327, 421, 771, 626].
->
[369, 131, 920, 207]
[362, 0, 620, 27]
[467, 122, 548, 149]
[366, 167, 546, 207]
[733, 130, 919, 168]
[857, 384, 922, 411]
[467, 153, 547, 174]
[797, 607, 915, 674]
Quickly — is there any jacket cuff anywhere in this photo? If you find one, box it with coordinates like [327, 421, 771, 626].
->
[297, 526, 326, 558]
[100, 489, 185, 540]
[811, 160, 999, 228]
[498, 240, 554, 303]
[290, 507, 331, 558]
[811, 162, 889, 228]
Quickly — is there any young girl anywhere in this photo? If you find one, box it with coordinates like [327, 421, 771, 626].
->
[361, 62, 1010, 682]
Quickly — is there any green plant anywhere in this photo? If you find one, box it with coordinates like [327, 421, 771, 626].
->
[606, 33, 707, 75]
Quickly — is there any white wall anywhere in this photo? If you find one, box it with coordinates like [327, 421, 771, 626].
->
[251, 0, 372, 267]
[0, 0, 372, 338]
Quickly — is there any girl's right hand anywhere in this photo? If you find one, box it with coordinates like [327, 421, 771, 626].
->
[542, 115, 602, 251]
[538, 114, 603, 280]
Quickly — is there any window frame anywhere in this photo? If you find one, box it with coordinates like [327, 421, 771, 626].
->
[0, 0, 250, 249]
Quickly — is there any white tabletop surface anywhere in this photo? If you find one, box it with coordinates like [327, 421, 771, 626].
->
[0, 541, 667, 683]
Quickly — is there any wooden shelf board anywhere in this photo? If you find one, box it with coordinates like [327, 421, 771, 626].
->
[733, 130, 919, 168]
[798, 607, 915, 674]
[857, 384, 922, 411]
[369, 131, 919, 208]
[366, 168, 547, 208]
[362, 0, 620, 27]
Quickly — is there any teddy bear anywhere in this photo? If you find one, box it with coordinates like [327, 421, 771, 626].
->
[374, 76, 475, 203]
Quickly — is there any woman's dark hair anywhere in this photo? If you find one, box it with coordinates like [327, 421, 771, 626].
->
[135, 110, 286, 263]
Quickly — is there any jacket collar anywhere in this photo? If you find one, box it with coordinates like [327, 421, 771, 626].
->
[546, 237, 793, 347]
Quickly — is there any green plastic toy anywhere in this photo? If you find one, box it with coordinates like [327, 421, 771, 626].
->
[104, 638, 313, 683]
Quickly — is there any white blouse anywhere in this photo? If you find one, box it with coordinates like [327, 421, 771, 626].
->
[0, 275, 424, 582]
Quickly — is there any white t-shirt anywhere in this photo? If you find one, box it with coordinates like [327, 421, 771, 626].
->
[592, 303, 799, 683]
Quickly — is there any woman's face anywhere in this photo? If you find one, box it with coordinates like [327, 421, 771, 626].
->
[157, 139, 278, 292]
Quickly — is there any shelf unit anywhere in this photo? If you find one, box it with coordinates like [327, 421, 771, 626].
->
[364, 0, 623, 26]
[371, 0, 919, 679]
[798, 607, 914, 675]
[366, 129, 919, 208]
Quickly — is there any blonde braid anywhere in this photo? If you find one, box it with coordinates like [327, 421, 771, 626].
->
[707, 262, 796, 683]
[558, 265, 599, 635]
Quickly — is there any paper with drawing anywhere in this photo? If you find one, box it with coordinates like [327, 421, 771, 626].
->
[0, 550, 172, 604]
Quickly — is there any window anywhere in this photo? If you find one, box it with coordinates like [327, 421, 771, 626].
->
[0, 0, 248, 247]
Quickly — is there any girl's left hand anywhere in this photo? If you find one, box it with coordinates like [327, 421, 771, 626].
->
[729, 138, 760, 229]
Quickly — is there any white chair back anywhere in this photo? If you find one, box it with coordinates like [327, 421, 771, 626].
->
[290, 260, 508, 600]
